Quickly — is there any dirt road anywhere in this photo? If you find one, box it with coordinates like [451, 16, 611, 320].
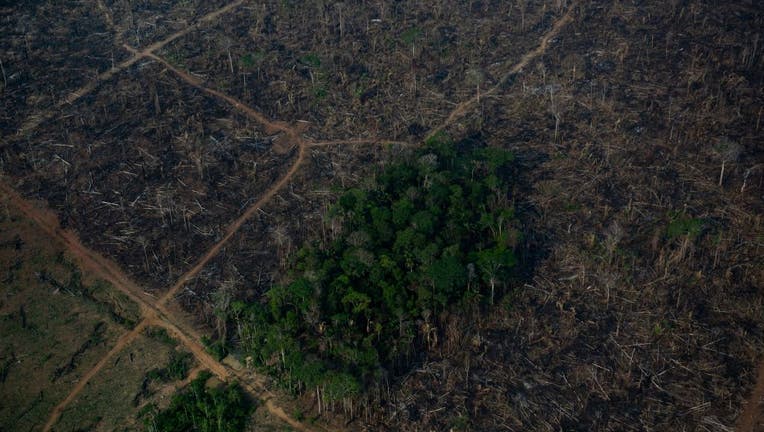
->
[136, 50, 311, 309]
[3, 2, 588, 431]
[425, 4, 576, 142]
[41, 320, 149, 432]
[17, 0, 246, 137]
[0, 183, 318, 432]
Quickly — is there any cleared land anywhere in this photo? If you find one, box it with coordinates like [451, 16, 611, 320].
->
[362, 1, 764, 430]
[0, 196, 137, 431]
[50, 328, 195, 432]
[157, 1, 565, 140]
[0, 1, 129, 137]
[173, 143, 400, 325]
[0, 0, 762, 431]
[2, 61, 295, 292]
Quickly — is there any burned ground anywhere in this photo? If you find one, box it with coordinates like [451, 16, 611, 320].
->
[0, 1, 129, 137]
[157, 1, 566, 140]
[1, 61, 296, 291]
[105, 0, 232, 48]
[174, 143, 401, 334]
[361, 1, 764, 430]
[0, 0, 762, 431]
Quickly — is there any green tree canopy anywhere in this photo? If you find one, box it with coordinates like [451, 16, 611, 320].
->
[237, 135, 520, 399]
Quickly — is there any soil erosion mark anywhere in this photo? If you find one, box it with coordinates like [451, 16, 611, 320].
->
[138, 0, 245, 57]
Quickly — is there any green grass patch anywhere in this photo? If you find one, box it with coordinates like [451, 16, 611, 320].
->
[145, 327, 179, 347]
[666, 213, 704, 239]
[401, 27, 423, 45]
[0, 214, 128, 431]
[53, 333, 177, 431]
[299, 53, 321, 68]
[146, 351, 193, 383]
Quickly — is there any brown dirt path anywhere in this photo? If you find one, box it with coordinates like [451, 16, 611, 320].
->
[425, 4, 576, 142]
[421, 3, 764, 430]
[137, 50, 293, 136]
[41, 320, 150, 432]
[152, 319, 230, 381]
[16, 0, 246, 136]
[138, 0, 245, 57]
[134, 3, 581, 302]
[0, 183, 155, 315]
[141, 50, 421, 307]
[158, 143, 306, 307]
[142, 49, 409, 154]
[0, 184, 322, 432]
[738, 358, 764, 432]
[8, 4, 583, 432]
[3, 2, 321, 430]
[136, 50, 311, 308]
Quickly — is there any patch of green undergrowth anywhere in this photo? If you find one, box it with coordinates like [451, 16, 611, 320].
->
[666, 213, 704, 239]
[139, 371, 253, 432]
